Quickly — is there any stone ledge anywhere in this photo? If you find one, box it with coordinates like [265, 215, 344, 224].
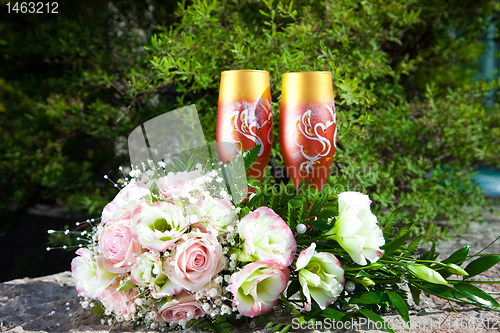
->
[0, 272, 157, 333]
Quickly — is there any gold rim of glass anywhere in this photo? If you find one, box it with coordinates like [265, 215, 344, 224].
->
[283, 71, 332, 75]
[222, 69, 269, 74]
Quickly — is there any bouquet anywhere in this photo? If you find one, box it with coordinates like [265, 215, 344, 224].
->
[69, 107, 500, 332]
[69, 148, 500, 333]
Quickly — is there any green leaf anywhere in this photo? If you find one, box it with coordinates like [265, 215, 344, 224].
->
[243, 144, 261, 172]
[446, 263, 468, 277]
[280, 324, 292, 333]
[90, 303, 104, 316]
[212, 314, 232, 333]
[396, 219, 414, 239]
[387, 291, 410, 325]
[420, 282, 465, 299]
[155, 298, 169, 309]
[454, 283, 500, 307]
[408, 264, 448, 285]
[355, 276, 376, 289]
[465, 256, 500, 278]
[117, 278, 136, 291]
[258, 313, 270, 325]
[172, 157, 186, 172]
[409, 283, 421, 305]
[265, 321, 280, 329]
[350, 292, 389, 304]
[418, 239, 438, 261]
[381, 231, 410, 256]
[265, 322, 285, 333]
[270, 324, 283, 333]
[406, 235, 422, 254]
[383, 206, 402, 234]
[442, 245, 471, 265]
[359, 309, 394, 333]
[321, 308, 345, 321]
[440, 245, 472, 279]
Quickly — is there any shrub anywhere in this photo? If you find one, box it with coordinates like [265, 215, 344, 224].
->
[130, 0, 500, 234]
[1, 0, 499, 237]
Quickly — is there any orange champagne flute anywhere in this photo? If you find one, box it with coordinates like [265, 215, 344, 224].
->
[279, 71, 337, 191]
[216, 70, 273, 180]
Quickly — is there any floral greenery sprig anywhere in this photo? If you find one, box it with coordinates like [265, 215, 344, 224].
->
[240, 175, 500, 332]
[68, 149, 500, 333]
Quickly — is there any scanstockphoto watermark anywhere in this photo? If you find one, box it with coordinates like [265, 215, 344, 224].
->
[251, 164, 379, 194]
[251, 164, 379, 181]
[291, 317, 500, 331]
[291, 317, 399, 330]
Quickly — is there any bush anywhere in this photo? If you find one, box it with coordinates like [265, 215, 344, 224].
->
[1, 0, 499, 237]
[130, 0, 500, 234]
[0, 0, 179, 226]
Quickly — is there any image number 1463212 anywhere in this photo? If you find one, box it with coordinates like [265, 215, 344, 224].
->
[6, 2, 58, 13]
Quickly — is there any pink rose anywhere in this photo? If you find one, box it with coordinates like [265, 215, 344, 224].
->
[238, 207, 297, 267]
[101, 180, 150, 224]
[100, 219, 145, 273]
[100, 285, 137, 320]
[156, 291, 204, 324]
[157, 170, 202, 199]
[230, 260, 290, 317]
[164, 232, 226, 292]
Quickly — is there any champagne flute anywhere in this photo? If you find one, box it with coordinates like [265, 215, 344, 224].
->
[216, 70, 273, 180]
[279, 71, 336, 191]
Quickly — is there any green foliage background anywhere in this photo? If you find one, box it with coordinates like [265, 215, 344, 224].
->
[1, 0, 499, 236]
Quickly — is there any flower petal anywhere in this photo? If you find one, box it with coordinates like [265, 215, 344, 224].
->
[296, 243, 316, 271]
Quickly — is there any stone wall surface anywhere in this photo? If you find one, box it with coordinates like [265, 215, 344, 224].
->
[1, 208, 499, 333]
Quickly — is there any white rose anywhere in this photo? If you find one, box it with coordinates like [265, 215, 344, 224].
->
[71, 248, 117, 298]
[130, 201, 189, 252]
[238, 207, 296, 267]
[187, 197, 237, 233]
[295, 243, 344, 311]
[131, 252, 182, 298]
[325, 192, 385, 266]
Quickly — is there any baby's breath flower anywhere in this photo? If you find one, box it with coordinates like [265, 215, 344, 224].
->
[208, 288, 218, 297]
[220, 304, 231, 315]
[148, 311, 156, 320]
[179, 319, 188, 328]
